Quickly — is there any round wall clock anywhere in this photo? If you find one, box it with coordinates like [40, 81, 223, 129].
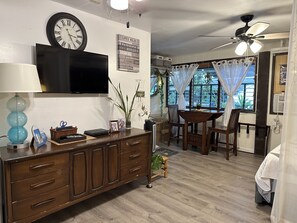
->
[46, 12, 87, 51]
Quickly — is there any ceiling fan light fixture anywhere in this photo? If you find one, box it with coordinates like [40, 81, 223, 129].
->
[250, 39, 263, 53]
[110, 0, 128, 10]
[235, 41, 248, 56]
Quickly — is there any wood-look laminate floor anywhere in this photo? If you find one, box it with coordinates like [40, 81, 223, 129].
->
[36, 143, 271, 223]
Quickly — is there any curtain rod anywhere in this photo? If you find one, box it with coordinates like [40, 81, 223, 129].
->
[172, 55, 256, 67]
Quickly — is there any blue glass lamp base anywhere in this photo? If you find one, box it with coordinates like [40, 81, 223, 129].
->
[7, 140, 29, 149]
[6, 94, 29, 147]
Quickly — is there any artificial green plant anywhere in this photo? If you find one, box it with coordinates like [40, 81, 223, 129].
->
[107, 78, 140, 124]
[151, 154, 164, 171]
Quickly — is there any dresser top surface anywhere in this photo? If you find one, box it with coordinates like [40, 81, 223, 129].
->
[0, 128, 151, 162]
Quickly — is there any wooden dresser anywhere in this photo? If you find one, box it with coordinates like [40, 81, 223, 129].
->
[0, 128, 151, 223]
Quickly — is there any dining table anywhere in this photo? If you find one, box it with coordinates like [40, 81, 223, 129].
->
[178, 109, 223, 155]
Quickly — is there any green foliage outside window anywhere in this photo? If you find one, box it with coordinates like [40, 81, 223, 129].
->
[235, 93, 253, 110]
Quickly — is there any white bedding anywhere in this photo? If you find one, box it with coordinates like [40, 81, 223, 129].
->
[255, 145, 280, 202]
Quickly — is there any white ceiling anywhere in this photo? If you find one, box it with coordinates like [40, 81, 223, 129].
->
[51, 0, 293, 57]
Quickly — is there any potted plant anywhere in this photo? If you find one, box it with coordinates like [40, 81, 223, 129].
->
[107, 78, 140, 128]
[151, 154, 164, 172]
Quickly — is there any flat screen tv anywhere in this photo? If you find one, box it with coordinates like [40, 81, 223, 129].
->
[36, 43, 109, 93]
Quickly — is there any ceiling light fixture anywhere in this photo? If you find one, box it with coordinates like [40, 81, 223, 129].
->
[235, 42, 248, 56]
[235, 39, 263, 56]
[250, 39, 263, 53]
[110, 0, 128, 10]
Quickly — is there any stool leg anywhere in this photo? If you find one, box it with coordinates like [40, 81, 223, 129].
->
[163, 159, 168, 178]
[177, 126, 180, 144]
[168, 125, 172, 146]
[226, 133, 229, 160]
[207, 128, 212, 152]
[233, 132, 238, 156]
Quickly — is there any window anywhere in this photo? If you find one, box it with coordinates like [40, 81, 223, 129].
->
[167, 57, 256, 111]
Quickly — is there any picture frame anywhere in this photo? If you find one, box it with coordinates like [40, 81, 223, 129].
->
[279, 64, 287, 85]
[272, 52, 287, 94]
[31, 126, 47, 148]
[110, 120, 119, 133]
[118, 118, 126, 131]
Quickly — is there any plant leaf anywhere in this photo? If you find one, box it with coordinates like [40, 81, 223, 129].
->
[151, 154, 163, 171]
[107, 78, 141, 121]
[128, 82, 140, 119]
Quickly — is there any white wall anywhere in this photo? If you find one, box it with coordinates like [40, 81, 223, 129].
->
[169, 41, 288, 153]
[0, 0, 151, 147]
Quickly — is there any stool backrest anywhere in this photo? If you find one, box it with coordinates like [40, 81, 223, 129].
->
[168, 105, 180, 124]
[227, 109, 241, 132]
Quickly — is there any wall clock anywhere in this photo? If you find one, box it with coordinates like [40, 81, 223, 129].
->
[46, 12, 87, 51]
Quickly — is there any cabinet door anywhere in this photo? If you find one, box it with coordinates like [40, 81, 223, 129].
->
[70, 149, 88, 199]
[90, 146, 104, 192]
[106, 143, 120, 186]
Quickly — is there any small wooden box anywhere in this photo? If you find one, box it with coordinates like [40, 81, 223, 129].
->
[50, 127, 77, 141]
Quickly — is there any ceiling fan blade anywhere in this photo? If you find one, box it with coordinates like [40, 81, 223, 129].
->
[256, 32, 290, 40]
[211, 41, 237, 50]
[246, 22, 270, 36]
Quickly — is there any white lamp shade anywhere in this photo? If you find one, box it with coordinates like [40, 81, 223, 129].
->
[235, 42, 248, 56]
[0, 63, 42, 93]
[250, 39, 263, 53]
[110, 0, 128, 10]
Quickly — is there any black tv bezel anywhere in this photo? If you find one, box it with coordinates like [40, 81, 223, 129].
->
[35, 43, 109, 94]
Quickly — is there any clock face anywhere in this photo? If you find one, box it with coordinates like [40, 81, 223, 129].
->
[46, 13, 87, 51]
[54, 19, 84, 50]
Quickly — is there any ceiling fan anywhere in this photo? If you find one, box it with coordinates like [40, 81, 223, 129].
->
[201, 14, 289, 55]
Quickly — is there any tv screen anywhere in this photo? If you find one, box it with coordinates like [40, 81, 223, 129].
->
[36, 44, 109, 93]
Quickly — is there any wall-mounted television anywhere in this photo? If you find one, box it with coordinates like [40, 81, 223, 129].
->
[36, 43, 109, 94]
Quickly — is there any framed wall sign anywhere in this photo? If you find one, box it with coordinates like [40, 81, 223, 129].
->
[117, 34, 139, 72]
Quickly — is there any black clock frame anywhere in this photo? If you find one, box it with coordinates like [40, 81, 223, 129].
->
[46, 12, 87, 51]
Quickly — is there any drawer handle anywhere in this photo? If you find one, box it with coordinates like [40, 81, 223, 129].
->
[129, 153, 140, 159]
[30, 162, 54, 170]
[129, 166, 141, 173]
[31, 198, 55, 209]
[30, 179, 55, 190]
[127, 140, 141, 146]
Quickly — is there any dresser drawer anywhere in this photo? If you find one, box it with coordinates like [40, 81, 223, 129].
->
[121, 148, 148, 166]
[11, 153, 69, 181]
[12, 185, 69, 221]
[121, 163, 147, 180]
[11, 169, 69, 201]
[121, 135, 149, 154]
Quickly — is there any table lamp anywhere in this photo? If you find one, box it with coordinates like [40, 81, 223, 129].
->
[0, 63, 42, 149]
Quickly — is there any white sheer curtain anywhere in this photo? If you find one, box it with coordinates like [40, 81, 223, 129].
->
[212, 57, 253, 126]
[171, 64, 198, 109]
[271, 2, 297, 222]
